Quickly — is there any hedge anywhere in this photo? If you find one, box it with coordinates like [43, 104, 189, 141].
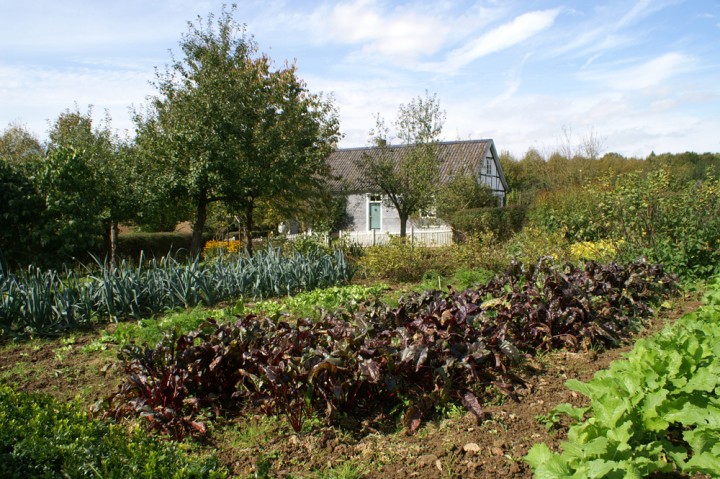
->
[448, 205, 527, 241]
[117, 232, 212, 260]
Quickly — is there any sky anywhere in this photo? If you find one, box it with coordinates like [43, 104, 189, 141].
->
[1, 0, 719, 158]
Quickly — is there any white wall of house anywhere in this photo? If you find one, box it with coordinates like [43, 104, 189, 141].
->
[344, 193, 448, 234]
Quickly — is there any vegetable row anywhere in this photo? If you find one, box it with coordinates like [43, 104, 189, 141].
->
[0, 247, 353, 338]
[106, 258, 676, 439]
[526, 274, 720, 478]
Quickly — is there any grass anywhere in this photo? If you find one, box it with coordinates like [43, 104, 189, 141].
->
[413, 268, 495, 293]
[316, 461, 366, 479]
[220, 415, 281, 450]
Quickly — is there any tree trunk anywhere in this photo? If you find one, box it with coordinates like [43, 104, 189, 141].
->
[191, 195, 208, 257]
[399, 213, 408, 238]
[102, 219, 118, 265]
[241, 199, 255, 257]
[110, 221, 119, 264]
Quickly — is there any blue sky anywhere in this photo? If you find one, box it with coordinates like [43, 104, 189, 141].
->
[1, 0, 719, 157]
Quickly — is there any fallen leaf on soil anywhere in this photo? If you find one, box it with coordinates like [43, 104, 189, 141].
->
[462, 392, 485, 423]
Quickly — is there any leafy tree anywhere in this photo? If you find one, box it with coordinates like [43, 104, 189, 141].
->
[35, 146, 104, 263]
[435, 172, 498, 221]
[647, 151, 720, 181]
[0, 158, 45, 266]
[357, 91, 445, 237]
[0, 122, 44, 165]
[134, 6, 340, 255]
[46, 107, 137, 262]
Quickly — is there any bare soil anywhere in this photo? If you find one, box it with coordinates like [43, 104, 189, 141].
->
[0, 299, 705, 479]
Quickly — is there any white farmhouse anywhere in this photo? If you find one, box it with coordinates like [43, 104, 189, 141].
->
[325, 139, 508, 244]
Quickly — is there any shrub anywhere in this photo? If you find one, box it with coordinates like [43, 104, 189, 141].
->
[0, 386, 225, 478]
[597, 169, 720, 278]
[530, 185, 605, 242]
[570, 239, 621, 263]
[359, 233, 509, 283]
[449, 205, 527, 241]
[358, 236, 451, 283]
[449, 231, 509, 273]
[503, 226, 571, 264]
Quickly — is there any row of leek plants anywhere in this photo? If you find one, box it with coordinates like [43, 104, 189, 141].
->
[0, 247, 353, 338]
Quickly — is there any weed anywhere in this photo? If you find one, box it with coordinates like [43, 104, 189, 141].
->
[316, 461, 365, 479]
[225, 416, 278, 450]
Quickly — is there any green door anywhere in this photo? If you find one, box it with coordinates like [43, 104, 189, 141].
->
[369, 202, 381, 230]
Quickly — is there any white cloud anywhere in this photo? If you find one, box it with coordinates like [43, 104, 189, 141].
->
[443, 9, 560, 70]
[616, 0, 653, 28]
[580, 52, 697, 90]
[314, 0, 450, 58]
[0, 64, 153, 138]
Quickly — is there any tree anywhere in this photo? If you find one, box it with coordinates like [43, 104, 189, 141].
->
[0, 158, 45, 266]
[357, 92, 445, 237]
[46, 106, 137, 263]
[435, 172, 498, 221]
[134, 6, 340, 256]
[0, 122, 44, 165]
[35, 146, 105, 263]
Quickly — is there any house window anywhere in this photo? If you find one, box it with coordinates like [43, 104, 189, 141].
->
[368, 195, 382, 230]
[485, 158, 493, 175]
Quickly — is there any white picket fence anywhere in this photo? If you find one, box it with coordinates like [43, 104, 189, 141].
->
[338, 228, 453, 247]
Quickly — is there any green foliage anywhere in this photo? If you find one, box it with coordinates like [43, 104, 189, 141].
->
[135, 6, 340, 255]
[526, 274, 720, 478]
[448, 205, 526, 241]
[0, 385, 225, 478]
[0, 248, 353, 339]
[435, 172, 499, 220]
[358, 237, 452, 282]
[530, 185, 604, 242]
[35, 146, 105, 264]
[250, 283, 388, 320]
[503, 226, 571, 265]
[0, 122, 43, 165]
[647, 150, 720, 181]
[110, 306, 240, 347]
[45, 106, 139, 263]
[359, 233, 508, 283]
[0, 159, 45, 266]
[414, 268, 495, 293]
[596, 168, 720, 278]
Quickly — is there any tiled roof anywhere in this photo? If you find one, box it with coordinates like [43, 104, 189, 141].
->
[326, 139, 507, 192]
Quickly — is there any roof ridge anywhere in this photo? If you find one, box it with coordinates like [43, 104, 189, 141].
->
[333, 138, 492, 152]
